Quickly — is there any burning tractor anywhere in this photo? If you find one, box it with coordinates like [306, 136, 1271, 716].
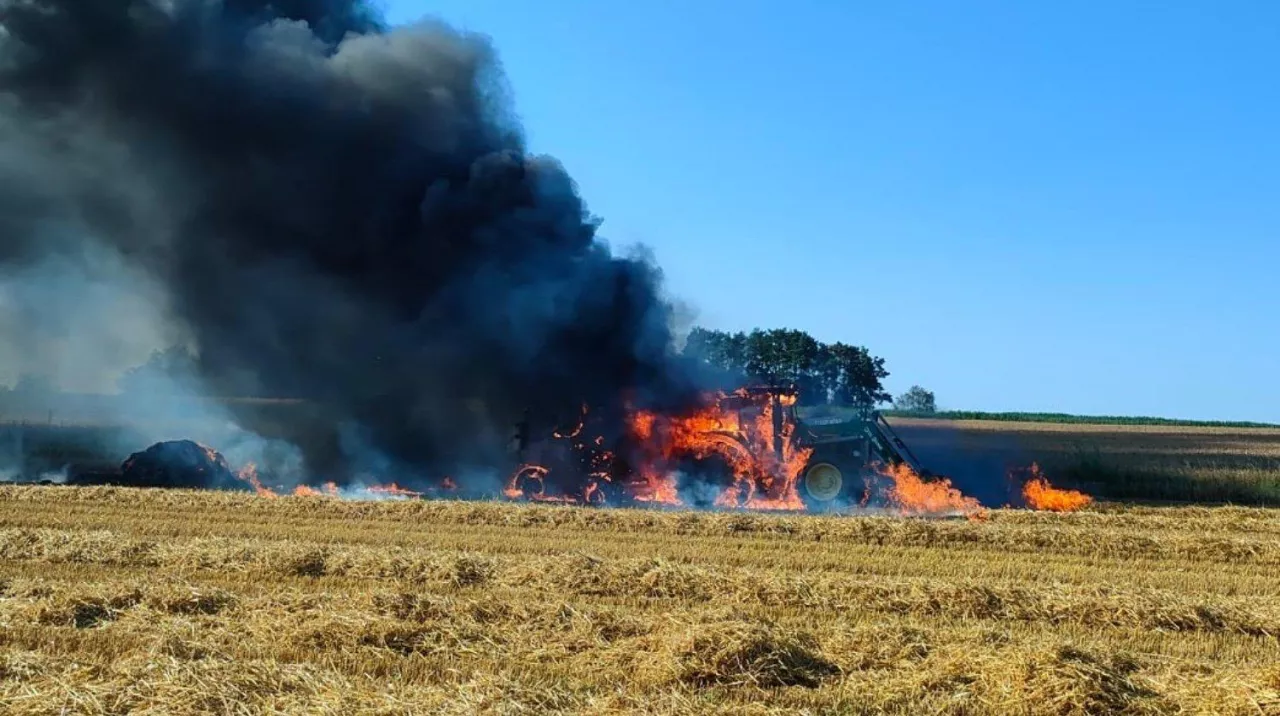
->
[506, 385, 928, 511]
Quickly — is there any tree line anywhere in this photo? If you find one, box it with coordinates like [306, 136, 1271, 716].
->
[683, 327, 890, 407]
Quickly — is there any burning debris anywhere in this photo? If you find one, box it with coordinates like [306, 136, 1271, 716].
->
[118, 440, 278, 496]
[494, 385, 1084, 518]
[501, 387, 814, 511]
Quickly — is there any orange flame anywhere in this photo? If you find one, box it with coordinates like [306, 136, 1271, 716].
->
[197, 443, 221, 465]
[503, 464, 582, 503]
[713, 393, 809, 510]
[194, 442, 279, 499]
[235, 462, 278, 499]
[553, 403, 589, 439]
[292, 482, 340, 497]
[500, 388, 818, 509]
[623, 410, 684, 505]
[196, 438, 439, 502]
[504, 464, 548, 500]
[367, 482, 423, 499]
[877, 462, 983, 518]
[621, 388, 810, 510]
[584, 480, 604, 505]
[1020, 463, 1092, 512]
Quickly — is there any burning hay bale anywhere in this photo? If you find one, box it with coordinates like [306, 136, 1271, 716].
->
[119, 441, 244, 491]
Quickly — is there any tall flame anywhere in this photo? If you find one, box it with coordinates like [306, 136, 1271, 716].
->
[502, 388, 812, 509]
[627, 389, 809, 510]
[714, 393, 810, 510]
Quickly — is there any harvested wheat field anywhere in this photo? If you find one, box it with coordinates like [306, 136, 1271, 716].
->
[0, 486, 1278, 715]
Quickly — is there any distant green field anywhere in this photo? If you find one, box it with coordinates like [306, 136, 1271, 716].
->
[880, 409, 1278, 429]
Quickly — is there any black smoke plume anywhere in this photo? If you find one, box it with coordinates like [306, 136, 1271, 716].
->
[0, 0, 699, 486]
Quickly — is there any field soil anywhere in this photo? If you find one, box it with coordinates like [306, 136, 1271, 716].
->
[0, 486, 1278, 714]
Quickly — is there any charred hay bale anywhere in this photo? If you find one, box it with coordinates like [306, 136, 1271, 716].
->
[119, 440, 244, 491]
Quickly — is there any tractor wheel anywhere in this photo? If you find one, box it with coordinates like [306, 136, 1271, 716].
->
[800, 460, 852, 511]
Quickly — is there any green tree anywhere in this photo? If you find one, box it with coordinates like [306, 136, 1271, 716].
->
[894, 385, 937, 413]
[683, 327, 747, 374]
[682, 327, 889, 408]
[826, 342, 890, 407]
[743, 328, 821, 388]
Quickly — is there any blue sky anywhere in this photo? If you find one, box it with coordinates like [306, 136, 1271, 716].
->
[386, 1, 1280, 421]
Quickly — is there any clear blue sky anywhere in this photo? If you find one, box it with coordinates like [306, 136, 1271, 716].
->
[386, 1, 1280, 422]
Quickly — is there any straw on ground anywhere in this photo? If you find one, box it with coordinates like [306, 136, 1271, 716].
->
[0, 485, 1277, 714]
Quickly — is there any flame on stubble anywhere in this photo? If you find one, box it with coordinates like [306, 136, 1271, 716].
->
[235, 462, 278, 498]
[201, 440, 434, 501]
[876, 462, 985, 519]
[367, 482, 423, 499]
[1019, 463, 1092, 512]
[292, 482, 340, 497]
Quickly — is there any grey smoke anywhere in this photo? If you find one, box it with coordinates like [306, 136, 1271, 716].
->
[0, 0, 698, 486]
[0, 246, 176, 392]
